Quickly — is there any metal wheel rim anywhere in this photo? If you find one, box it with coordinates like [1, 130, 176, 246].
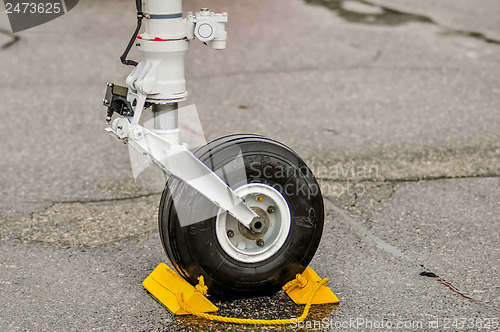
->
[215, 183, 291, 263]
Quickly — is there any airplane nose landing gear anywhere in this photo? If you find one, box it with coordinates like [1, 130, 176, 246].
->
[104, 0, 338, 321]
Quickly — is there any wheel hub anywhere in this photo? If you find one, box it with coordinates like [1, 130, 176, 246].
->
[238, 207, 269, 239]
[215, 183, 291, 263]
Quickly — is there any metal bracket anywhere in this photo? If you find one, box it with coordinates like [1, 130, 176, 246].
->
[103, 83, 134, 122]
[106, 114, 258, 229]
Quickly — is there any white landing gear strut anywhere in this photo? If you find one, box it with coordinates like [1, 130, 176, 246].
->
[103, 0, 259, 229]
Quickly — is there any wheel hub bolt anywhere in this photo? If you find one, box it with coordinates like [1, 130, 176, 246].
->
[267, 206, 275, 214]
[256, 239, 264, 246]
[227, 230, 234, 238]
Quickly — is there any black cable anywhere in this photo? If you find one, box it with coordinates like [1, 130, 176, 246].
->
[120, 0, 143, 66]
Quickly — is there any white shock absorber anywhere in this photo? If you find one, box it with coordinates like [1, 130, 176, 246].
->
[126, 0, 189, 102]
[105, 0, 258, 229]
[125, 0, 228, 103]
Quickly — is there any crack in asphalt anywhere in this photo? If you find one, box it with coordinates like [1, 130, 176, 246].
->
[381, 173, 500, 183]
[51, 192, 162, 205]
[324, 198, 500, 315]
[317, 173, 500, 183]
[377, 182, 395, 203]
[358, 0, 500, 44]
[0, 28, 20, 50]
[1, 192, 163, 222]
[19, 192, 162, 211]
[307, 0, 431, 26]
[7, 175, 498, 218]
[306, 0, 500, 44]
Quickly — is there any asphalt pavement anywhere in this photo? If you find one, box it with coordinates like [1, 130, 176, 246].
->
[0, 0, 499, 331]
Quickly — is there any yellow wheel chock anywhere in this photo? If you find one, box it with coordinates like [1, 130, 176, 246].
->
[143, 263, 339, 324]
[142, 263, 218, 315]
[283, 266, 339, 305]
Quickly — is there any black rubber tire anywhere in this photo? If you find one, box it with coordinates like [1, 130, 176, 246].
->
[158, 134, 324, 298]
